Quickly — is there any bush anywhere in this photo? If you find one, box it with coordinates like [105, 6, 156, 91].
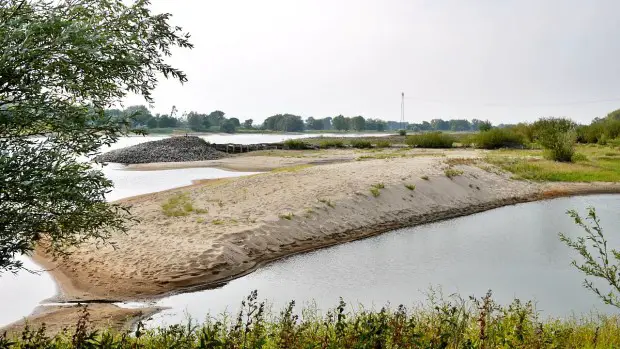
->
[472, 128, 524, 149]
[284, 139, 308, 150]
[350, 139, 372, 149]
[375, 140, 391, 148]
[319, 139, 345, 148]
[398, 129, 407, 136]
[532, 118, 576, 162]
[406, 132, 454, 148]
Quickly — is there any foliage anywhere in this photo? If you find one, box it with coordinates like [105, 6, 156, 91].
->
[560, 208, 620, 308]
[406, 132, 455, 148]
[243, 119, 254, 129]
[283, 139, 308, 150]
[332, 115, 349, 131]
[444, 168, 464, 179]
[532, 118, 577, 162]
[471, 128, 524, 149]
[0, 0, 191, 273]
[263, 114, 305, 132]
[349, 139, 372, 149]
[404, 184, 416, 190]
[351, 116, 365, 131]
[478, 120, 493, 132]
[375, 140, 391, 148]
[220, 120, 237, 134]
[369, 183, 385, 197]
[398, 129, 407, 136]
[318, 139, 345, 148]
[5, 292, 620, 348]
[486, 145, 620, 182]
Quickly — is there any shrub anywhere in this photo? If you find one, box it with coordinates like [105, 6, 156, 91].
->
[472, 128, 524, 149]
[369, 183, 385, 197]
[532, 118, 577, 162]
[284, 139, 308, 150]
[398, 129, 407, 136]
[350, 139, 372, 149]
[478, 120, 492, 132]
[375, 140, 391, 148]
[406, 132, 454, 148]
[404, 184, 415, 190]
[319, 139, 345, 149]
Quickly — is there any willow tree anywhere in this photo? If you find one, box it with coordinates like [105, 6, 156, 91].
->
[0, 0, 192, 273]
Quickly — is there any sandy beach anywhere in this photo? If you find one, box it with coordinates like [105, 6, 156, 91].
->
[11, 148, 620, 333]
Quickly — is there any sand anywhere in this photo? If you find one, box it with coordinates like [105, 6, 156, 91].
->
[37, 149, 547, 301]
[3, 304, 160, 336]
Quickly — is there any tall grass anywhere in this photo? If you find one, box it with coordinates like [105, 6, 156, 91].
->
[406, 132, 455, 148]
[283, 139, 308, 150]
[6, 291, 620, 348]
[471, 128, 524, 149]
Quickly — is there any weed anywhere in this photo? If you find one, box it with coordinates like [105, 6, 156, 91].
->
[271, 164, 313, 173]
[319, 139, 345, 149]
[161, 193, 196, 217]
[421, 175, 429, 180]
[370, 187, 380, 197]
[445, 158, 477, 166]
[279, 213, 294, 220]
[212, 219, 225, 225]
[404, 184, 416, 191]
[406, 132, 455, 148]
[444, 168, 464, 179]
[375, 140, 392, 148]
[318, 198, 335, 208]
[284, 139, 309, 150]
[350, 139, 373, 149]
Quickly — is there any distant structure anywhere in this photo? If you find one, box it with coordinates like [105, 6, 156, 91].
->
[400, 92, 405, 130]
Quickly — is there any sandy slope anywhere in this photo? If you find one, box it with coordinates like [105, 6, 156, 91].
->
[38, 151, 547, 301]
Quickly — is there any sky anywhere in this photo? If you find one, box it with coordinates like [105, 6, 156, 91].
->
[123, 0, 620, 124]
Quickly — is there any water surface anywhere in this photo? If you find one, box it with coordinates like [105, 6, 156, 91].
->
[143, 195, 620, 326]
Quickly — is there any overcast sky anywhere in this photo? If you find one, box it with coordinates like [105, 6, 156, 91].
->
[123, 0, 620, 124]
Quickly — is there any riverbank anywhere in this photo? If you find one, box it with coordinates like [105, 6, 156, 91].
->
[15, 149, 620, 333]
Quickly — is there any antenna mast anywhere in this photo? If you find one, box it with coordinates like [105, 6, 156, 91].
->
[400, 92, 405, 130]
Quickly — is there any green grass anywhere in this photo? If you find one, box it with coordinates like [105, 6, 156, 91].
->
[318, 139, 345, 148]
[375, 140, 392, 148]
[444, 168, 464, 179]
[349, 139, 372, 149]
[406, 132, 455, 148]
[404, 184, 416, 190]
[486, 144, 620, 182]
[283, 138, 309, 150]
[161, 193, 201, 217]
[7, 293, 620, 348]
[369, 183, 385, 197]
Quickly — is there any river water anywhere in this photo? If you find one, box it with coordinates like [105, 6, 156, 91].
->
[142, 194, 620, 326]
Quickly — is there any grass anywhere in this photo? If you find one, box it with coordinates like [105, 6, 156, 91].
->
[375, 140, 391, 148]
[349, 139, 372, 149]
[318, 139, 345, 148]
[211, 219, 225, 225]
[279, 212, 294, 220]
[161, 193, 202, 217]
[283, 138, 309, 150]
[421, 175, 429, 180]
[318, 198, 335, 208]
[444, 168, 464, 179]
[7, 293, 620, 348]
[404, 184, 416, 190]
[406, 132, 455, 148]
[486, 144, 620, 182]
[369, 183, 385, 197]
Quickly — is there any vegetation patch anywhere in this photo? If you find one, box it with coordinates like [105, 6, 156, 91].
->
[271, 164, 313, 173]
[375, 140, 392, 148]
[406, 132, 455, 148]
[318, 198, 335, 208]
[318, 139, 345, 148]
[470, 128, 525, 149]
[350, 139, 373, 149]
[283, 138, 309, 150]
[279, 212, 294, 220]
[421, 175, 429, 180]
[404, 184, 416, 191]
[444, 168, 464, 179]
[161, 193, 199, 217]
[369, 183, 385, 197]
[444, 157, 477, 166]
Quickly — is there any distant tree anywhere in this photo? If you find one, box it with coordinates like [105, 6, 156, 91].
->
[221, 120, 237, 133]
[0, 0, 191, 273]
[229, 118, 240, 127]
[431, 119, 450, 131]
[322, 117, 333, 130]
[158, 115, 178, 128]
[449, 119, 471, 132]
[187, 112, 206, 131]
[146, 117, 159, 129]
[478, 120, 493, 132]
[206, 110, 226, 126]
[124, 105, 152, 125]
[306, 117, 324, 130]
[263, 114, 304, 132]
[332, 115, 349, 131]
[243, 119, 254, 129]
[351, 116, 366, 131]
[376, 120, 387, 132]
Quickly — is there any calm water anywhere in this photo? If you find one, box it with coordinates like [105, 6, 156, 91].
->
[141, 195, 620, 326]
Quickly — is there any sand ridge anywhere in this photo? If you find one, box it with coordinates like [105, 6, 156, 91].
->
[38, 152, 548, 301]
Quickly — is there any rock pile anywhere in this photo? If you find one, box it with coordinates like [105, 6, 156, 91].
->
[96, 136, 228, 164]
